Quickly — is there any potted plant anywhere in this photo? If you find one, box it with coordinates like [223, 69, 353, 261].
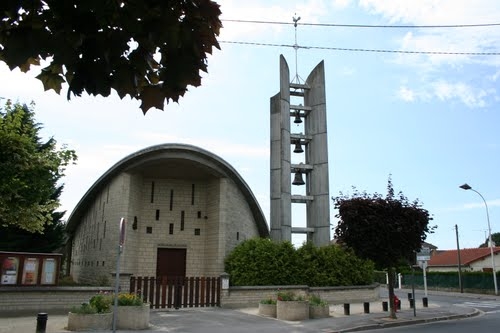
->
[276, 291, 309, 321]
[67, 294, 113, 331]
[115, 292, 150, 330]
[308, 294, 330, 319]
[258, 298, 277, 317]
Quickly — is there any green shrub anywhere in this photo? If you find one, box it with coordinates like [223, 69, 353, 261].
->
[308, 294, 328, 307]
[224, 238, 300, 286]
[259, 298, 277, 305]
[89, 294, 112, 313]
[117, 293, 144, 306]
[224, 238, 374, 287]
[70, 303, 98, 314]
[276, 290, 296, 301]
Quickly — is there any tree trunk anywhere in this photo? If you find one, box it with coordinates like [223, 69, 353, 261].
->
[387, 267, 397, 319]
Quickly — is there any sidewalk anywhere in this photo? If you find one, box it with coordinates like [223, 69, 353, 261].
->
[0, 298, 480, 333]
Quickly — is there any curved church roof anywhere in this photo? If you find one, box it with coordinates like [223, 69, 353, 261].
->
[66, 143, 269, 237]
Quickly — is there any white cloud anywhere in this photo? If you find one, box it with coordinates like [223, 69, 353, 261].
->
[218, 0, 329, 40]
[397, 86, 415, 102]
[431, 80, 493, 108]
[464, 199, 500, 209]
[490, 70, 500, 82]
[332, 0, 352, 8]
[360, 1, 500, 68]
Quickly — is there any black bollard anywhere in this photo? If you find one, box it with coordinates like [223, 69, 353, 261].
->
[382, 301, 388, 312]
[363, 302, 370, 314]
[407, 293, 413, 301]
[36, 313, 48, 333]
[423, 297, 428, 308]
[409, 299, 414, 309]
[343, 303, 350, 315]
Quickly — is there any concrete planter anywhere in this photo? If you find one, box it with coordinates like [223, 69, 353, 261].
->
[116, 304, 150, 329]
[309, 305, 330, 319]
[276, 300, 309, 321]
[258, 303, 277, 317]
[67, 312, 112, 331]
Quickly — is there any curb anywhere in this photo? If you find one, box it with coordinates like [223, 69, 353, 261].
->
[333, 308, 481, 333]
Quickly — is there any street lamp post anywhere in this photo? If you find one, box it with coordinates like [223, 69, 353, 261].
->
[459, 183, 498, 295]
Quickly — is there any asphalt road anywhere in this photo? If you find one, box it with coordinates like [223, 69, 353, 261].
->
[368, 288, 500, 332]
[360, 311, 500, 332]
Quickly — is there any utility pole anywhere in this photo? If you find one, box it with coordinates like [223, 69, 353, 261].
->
[455, 224, 463, 293]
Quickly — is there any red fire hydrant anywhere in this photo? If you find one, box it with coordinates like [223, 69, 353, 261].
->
[393, 295, 401, 312]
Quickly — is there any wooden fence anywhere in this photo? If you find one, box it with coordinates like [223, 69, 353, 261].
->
[129, 276, 221, 309]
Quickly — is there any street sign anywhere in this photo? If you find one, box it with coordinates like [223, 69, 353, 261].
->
[416, 247, 431, 261]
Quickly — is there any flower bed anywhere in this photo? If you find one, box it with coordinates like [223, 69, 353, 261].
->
[67, 312, 112, 331]
[276, 290, 309, 321]
[258, 298, 277, 317]
[308, 294, 330, 319]
[116, 303, 150, 329]
[67, 292, 149, 331]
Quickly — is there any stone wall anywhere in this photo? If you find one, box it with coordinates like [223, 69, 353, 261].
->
[0, 287, 113, 315]
[0, 284, 379, 314]
[220, 284, 380, 308]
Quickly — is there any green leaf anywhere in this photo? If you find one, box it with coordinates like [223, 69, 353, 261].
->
[36, 70, 65, 94]
[139, 86, 165, 113]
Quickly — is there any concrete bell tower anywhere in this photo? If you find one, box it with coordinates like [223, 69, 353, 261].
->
[270, 55, 330, 246]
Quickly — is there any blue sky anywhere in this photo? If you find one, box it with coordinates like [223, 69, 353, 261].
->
[2, 0, 500, 250]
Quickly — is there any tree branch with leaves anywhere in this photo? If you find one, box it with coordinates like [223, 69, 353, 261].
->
[0, 0, 222, 113]
[332, 177, 434, 319]
[0, 100, 77, 233]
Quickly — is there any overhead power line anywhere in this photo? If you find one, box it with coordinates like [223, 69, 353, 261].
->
[219, 40, 500, 56]
[222, 19, 500, 29]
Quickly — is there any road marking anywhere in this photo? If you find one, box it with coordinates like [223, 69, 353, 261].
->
[456, 301, 500, 309]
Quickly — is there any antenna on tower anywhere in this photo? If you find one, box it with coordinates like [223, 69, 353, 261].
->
[292, 14, 304, 84]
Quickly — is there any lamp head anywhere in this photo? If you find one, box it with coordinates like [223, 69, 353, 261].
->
[459, 183, 472, 190]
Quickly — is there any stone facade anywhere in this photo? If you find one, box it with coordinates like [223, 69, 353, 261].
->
[66, 144, 268, 285]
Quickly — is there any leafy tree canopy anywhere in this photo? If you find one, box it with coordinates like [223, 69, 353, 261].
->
[224, 238, 374, 287]
[333, 177, 434, 269]
[0, 187, 66, 252]
[479, 232, 500, 248]
[0, 0, 222, 113]
[333, 177, 434, 318]
[0, 100, 77, 233]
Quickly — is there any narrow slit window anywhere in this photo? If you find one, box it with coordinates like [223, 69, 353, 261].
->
[170, 190, 174, 211]
[197, 211, 201, 219]
[146, 227, 152, 234]
[151, 181, 155, 203]
[237, 232, 239, 240]
[156, 209, 160, 221]
[181, 211, 185, 231]
[191, 184, 195, 205]
[103, 221, 106, 238]
[169, 223, 174, 235]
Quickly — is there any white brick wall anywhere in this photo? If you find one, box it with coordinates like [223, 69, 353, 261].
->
[70, 172, 261, 285]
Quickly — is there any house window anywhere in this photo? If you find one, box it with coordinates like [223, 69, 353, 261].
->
[194, 228, 201, 236]
[169, 223, 174, 235]
[146, 227, 152, 234]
